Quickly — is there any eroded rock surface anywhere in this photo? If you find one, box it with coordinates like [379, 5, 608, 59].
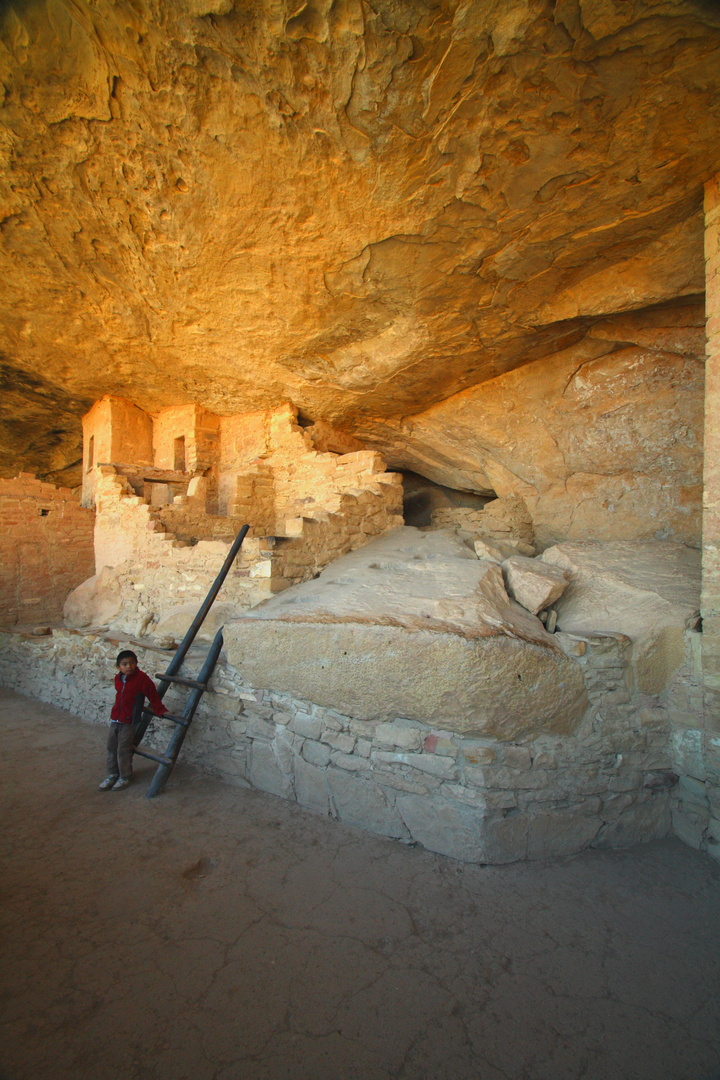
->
[503, 555, 569, 615]
[0, 1, 718, 484]
[359, 309, 705, 546]
[542, 540, 701, 693]
[225, 527, 588, 737]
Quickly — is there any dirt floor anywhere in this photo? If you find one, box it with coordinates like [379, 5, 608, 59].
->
[1, 688, 719, 1080]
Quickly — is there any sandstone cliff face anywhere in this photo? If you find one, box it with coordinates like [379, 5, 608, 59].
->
[357, 300, 705, 545]
[0, 0, 719, 492]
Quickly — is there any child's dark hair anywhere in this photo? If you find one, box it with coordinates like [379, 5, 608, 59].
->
[116, 650, 138, 666]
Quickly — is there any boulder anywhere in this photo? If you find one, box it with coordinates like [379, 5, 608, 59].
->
[152, 601, 245, 644]
[63, 566, 122, 629]
[503, 556, 569, 615]
[474, 538, 536, 562]
[541, 541, 701, 693]
[224, 528, 587, 739]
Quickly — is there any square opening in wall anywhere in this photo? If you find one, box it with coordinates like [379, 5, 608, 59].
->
[174, 436, 186, 472]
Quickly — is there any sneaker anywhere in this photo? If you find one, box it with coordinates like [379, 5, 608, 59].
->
[98, 775, 119, 791]
[112, 776, 134, 791]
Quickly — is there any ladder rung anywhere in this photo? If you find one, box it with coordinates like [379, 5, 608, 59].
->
[133, 747, 174, 766]
[163, 712, 190, 727]
[155, 673, 207, 690]
[140, 707, 189, 726]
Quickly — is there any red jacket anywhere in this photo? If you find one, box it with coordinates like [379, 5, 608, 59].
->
[111, 668, 168, 724]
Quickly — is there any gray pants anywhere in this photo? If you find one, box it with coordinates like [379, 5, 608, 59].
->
[106, 722, 135, 779]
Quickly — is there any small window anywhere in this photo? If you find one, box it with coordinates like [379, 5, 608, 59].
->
[87, 435, 94, 473]
[38, 508, 50, 517]
[174, 435, 186, 472]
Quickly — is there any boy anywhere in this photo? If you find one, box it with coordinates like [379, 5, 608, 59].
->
[98, 650, 168, 791]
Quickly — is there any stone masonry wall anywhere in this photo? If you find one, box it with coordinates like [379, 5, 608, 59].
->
[0, 625, 679, 864]
[668, 174, 720, 862]
[703, 173, 720, 715]
[91, 469, 285, 634]
[86, 467, 404, 639]
[0, 475, 95, 628]
[226, 404, 405, 536]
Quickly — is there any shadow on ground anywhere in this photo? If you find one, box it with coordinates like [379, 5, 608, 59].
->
[1, 689, 719, 1080]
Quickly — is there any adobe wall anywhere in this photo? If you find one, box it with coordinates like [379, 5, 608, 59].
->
[218, 409, 269, 516]
[0, 475, 95, 628]
[82, 397, 153, 506]
[217, 403, 404, 533]
[74, 465, 403, 642]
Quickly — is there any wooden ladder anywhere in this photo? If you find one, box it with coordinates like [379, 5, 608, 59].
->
[132, 523, 249, 798]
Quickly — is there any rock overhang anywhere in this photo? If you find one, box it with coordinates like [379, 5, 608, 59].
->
[1, 0, 720, 483]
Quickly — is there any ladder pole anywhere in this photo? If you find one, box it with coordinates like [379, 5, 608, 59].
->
[161, 524, 249, 681]
[133, 523, 248, 747]
[145, 628, 225, 799]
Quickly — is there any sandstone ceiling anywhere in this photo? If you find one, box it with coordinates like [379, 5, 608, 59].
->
[1, 0, 720, 484]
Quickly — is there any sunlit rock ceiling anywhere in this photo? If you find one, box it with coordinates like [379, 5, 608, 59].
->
[1, 0, 719, 483]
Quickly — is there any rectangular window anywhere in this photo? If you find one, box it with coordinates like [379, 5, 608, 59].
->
[87, 435, 94, 472]
[174, 435, 186, 472]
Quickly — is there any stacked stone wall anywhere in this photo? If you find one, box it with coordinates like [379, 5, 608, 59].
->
[703, 174, 720, 716]
[87, 468, 403, 638]
[0, 476, 95, 628]
[0, 625, 679, 863]
[91, 470, 282, 633]
[227, 461, 276, 534]
[668, 172, 720, 859]
[431, 496, 535, 547]
[216, 403, 404, 535]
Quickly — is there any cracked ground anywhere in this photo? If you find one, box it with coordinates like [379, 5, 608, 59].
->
[1, 688, 719, 1080]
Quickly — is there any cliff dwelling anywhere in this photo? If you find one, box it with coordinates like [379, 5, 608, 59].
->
[4, 1, 720, 1075]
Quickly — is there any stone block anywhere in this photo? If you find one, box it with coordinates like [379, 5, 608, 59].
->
[294, 757, 330, 815]
[395, 794, 488, 861]
[225, 621, 587, 741]
[330, 750, 370, 772]
[474, 538, 535, 562]
[374, 719, 424, 751]
[321, 730, 355, 753]
[597, 797, 672, 849]
[423, 734, 458, 757]
[273, 728, 301, 774]
[249, 559, 273, 578]
[677, 774, 709, 803]
[371, 750, 458, 780]
[292, 714, 324, 740]
[479, 766, 548, 790]
[527, 808, 602, 859]
[246, 715, 275, 740]
[502, 745, 532, 770]
[302, 739, 331, 767]
[248, 741, 292, 799]
[462, 746, 495, 765]
[503, 556, 569, 615]
[326, 769, 407, 838]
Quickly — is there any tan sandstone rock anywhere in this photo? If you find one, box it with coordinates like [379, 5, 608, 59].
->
[153, 602, 245, 644]
[63, 565, 122, 629]
[503, 557, 569, 615]
[224, 528, 587, 738]
[359, 319, 705, 547]
[0, 3, 719, 483]
[474, 538, 535, 563]
[541, 541, 701, 694]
